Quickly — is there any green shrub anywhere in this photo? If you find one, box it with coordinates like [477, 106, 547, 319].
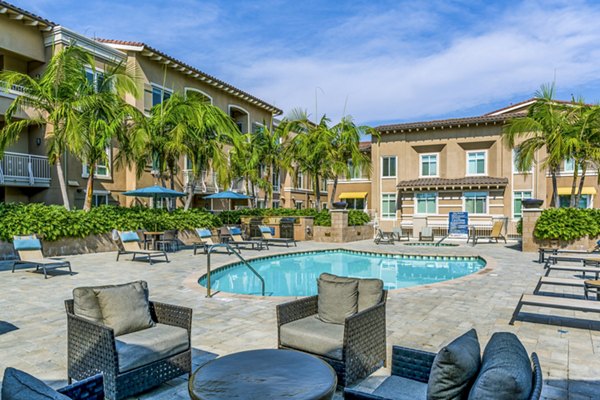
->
[348, 210, 371, 226]
[516, 218, 523, 235]
[534, 208, 600, 241]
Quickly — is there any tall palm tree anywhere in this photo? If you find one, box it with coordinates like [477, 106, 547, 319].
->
[71, 63, 142, 211]
[0, 46, 94, 209]
[281, 109, 335, 211]
[250, 122, 286, 207]
[504, 84, 574, 207]
[229, 132, 260, 207]
[329, 115, 379, 208]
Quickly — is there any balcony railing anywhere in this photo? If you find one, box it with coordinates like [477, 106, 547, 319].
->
[0, 151, 51, 187]
[0, 80, 28, 97]
[183, 169, 219, 193]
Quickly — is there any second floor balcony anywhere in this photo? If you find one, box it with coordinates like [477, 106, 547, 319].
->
[0, 151, 51, 187]
[183, 169, 219, 194]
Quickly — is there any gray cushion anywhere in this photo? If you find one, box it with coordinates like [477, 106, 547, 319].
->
[95, 281, 155, 336]
[468, 332, 532, 400]
[279, 315, 345, 360]
[373, 375, 428, 400]
[317, 277, 358, 324]
[319, 273, 383, 312]
[116, 323, 189, 372]
[1, 367, 70, 400]
[427, 329, 481, 400]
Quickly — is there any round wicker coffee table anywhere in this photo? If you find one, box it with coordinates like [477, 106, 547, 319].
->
[189, 349, 337, 400]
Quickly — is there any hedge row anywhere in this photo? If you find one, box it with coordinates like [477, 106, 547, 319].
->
[534, 208, 600, 240]
[0, 203, 371, 242]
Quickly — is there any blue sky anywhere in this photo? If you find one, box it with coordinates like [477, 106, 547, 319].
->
[14, 0, 600, 126]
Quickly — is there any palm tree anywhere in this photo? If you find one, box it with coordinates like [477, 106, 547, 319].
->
[229, 132, 260, 207]
[504, 84, 575, 207]
[328, 115, 379, 208]
[248, 122, 286, 207]
[70, 63, 142, 211]
[0, 46, 94, 209]
[281, 109, 335, 211]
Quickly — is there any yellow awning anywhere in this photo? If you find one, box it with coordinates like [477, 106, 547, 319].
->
[339, 192, 368, 199]
[557, 187, 596, 195]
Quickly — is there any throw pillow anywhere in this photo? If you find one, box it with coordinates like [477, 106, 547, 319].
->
[319, 273, 383, 311]
[427, 329, 481, 400]
[1, 367, 70, 400]
[317, 278, 359, 324]
[95, 281, 155, 336]
[468, 332, 532, 400]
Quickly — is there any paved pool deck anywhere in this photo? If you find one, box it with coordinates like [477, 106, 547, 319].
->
[0, 239, 599, 399]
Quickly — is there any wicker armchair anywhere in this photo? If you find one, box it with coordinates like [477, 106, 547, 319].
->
[277, 291, 387, 387]
[57, 374, 104, 400]
[65, 299, 192, 400]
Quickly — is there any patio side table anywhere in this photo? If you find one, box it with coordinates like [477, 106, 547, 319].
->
[189, 349, 337, 400]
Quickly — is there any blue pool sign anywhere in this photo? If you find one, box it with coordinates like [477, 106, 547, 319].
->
[449, 212, 469, 238]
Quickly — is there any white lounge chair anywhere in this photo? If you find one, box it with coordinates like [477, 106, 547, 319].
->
[116, 231, 169, 265]
[12, 235, 72, 279]
[374, 229, 394, 244]
[258, 225, 296, 247]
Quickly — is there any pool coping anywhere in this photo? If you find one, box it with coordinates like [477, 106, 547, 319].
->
[183, 246, 495, 301]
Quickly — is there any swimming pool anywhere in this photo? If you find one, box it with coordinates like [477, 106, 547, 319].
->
[198, 249, 486, 296]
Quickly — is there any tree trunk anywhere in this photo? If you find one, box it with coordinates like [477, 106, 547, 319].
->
[184, 174, 196, 211]
[551, 168, 559, 207]
[265, 165, 271, 206]
[575, 163, 587, 208]
[55, 158, 71, 210]
[83, 163, 95, 212]
[315, 175, 321, 211]
[570, 162, 579, 207]
[245, 179, 252, 207]
[169, 168, 176, 210]
[330, 176, 339, 208]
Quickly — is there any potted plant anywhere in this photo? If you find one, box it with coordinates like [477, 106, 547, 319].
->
[522, 198, 543, 209]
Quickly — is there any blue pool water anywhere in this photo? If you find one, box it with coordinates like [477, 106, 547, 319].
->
[199, 249, 486, 296]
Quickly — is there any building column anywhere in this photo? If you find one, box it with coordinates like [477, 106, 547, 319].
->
[521, 208, 542, 252]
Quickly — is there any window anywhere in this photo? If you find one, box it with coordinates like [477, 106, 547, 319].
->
[252, 122, 264, 134]
[152, 85, 172, 107]
[348, 160, 366, 180]
[296, 171, 304, 189]
[563, 158, 583, 174]
[295, 201, 303, 210]
[513, 191, 532, 219]
[559, 194, 592, 209]
[184, 88, 212, 104]
[272, 169, 281, 192]
[347, 198, 365, 210]
[322, 202, 328, 210]
[512, 149, 532, 173]
[93, 193, 109, 207]
[467, 151, 486, 175]
[464, 192, 487, 214]
[382, 156, 396, 178]
[82, 147, 111, 178]
[381, 193, 397, 219]
[272, 200, 280, 208]
[416, 192, 437, 214]
[85, 68, 105, 92]
[256, 200, 266, 209]
[420, 154, 438, 177]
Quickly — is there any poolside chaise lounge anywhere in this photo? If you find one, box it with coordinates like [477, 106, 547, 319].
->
[511, 293, 600, 328]
[277, 273, 387, 387]
[258, 225, 297, 247]
[538, 245, 600, 263]
[116, 231, 169, 265]
[471, 220, 507, 246]
[2, 368, 103, 400]
[374, 229, 394, 244]
[419, 226, 434, 242]
[227, 227, 267, 250]
[543, 261, 600, 279]
[344, 330, 542, 400]
[533, 276, 585, 294]
[12, 234, 73, 279]
[392, 227, 410, 241]
[192, 228, 231, 255]
[66, 280, 192, 400]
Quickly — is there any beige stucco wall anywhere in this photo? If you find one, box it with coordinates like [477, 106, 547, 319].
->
[0, 17, 46, 63]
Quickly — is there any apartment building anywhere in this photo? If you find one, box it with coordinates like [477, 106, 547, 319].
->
[0, 1, 301, 209]
[326, 141, 372, 212]
[371, 99, 599, 236]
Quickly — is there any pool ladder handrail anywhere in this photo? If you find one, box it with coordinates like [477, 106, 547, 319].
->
[205, 243, 266, 297]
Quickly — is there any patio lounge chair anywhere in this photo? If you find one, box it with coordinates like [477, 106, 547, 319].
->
[12, 234, 73, 279]
[344, 330, 542, 400]
[192, 228, 227, 255]
[116, 231, 169, 265]
[374, 229, 394, 244]
[277, 273, 387, 387]
[2, 368, 103, 400]
[258, 225, 297, 247]
[392, 227, 410, 241]
[419, 226, 434, 242]
[471, 220, 507, 246]
[66, 281, 192, 400]
[510, 293, 600, 327]
[227, 227, 267, 250]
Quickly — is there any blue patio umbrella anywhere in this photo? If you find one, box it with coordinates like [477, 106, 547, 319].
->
[204, 191, 253, 220]
[123, 185, 186, 208]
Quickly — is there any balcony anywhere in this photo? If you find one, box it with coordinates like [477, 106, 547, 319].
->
[0, 151, 51, 187]
[183, 169, 219, 194]
[0, 80, 28, 98]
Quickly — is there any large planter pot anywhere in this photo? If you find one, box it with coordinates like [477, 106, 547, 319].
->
[522, 198, 543, 209]
[332, 201, 347, 209]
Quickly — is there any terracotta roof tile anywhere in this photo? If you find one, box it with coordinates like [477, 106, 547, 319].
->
[0, 0, 56, 27]
[377, 113, 525, 133]
[397, 176, 509, 190]
[96, 38, 283, 115]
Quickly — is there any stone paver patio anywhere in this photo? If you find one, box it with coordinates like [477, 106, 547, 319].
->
[1, 239, 599, 399]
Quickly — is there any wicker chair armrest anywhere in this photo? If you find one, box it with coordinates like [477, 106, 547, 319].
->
[66, 311, 118, 376]
[150, 301, 193, 333]
[391, 345, 436, 383]
[530, 352, 543, 400]
[343, 387, 388, 400]
[57, 373, 104, 400]
[276, 295, 318, 327]
[344, 300, 387, 359]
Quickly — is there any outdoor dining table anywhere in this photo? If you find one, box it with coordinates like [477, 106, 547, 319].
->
[188, 349, 337, 400]
[142, 231, 164, 250]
